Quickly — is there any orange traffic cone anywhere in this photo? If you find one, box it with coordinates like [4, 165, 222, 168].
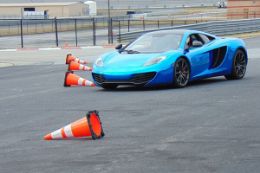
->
[66, 54, 88, 65]
[44, 111, 105, 140]
[64, 71, 95, 87]
[68, 61, 92, 71]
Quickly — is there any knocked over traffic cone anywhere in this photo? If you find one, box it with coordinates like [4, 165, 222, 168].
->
[64, 71, 95, 87]
[66, 54, 88, 64]
[44, 110, 105, 140]
[68, 61, 92, 71]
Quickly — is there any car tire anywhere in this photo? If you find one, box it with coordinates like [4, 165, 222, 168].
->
[225, 49, 247, 80]
[101, 84, 118, 90]
[173, 57, 190, 88]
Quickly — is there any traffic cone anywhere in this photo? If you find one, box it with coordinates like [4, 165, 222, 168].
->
[44, 110, 105, 140]
[64, 71, 95, 87]
[68, 61, 92, 71]
[66, 54, 88, 65]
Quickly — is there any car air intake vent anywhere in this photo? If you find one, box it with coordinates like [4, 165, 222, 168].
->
[211, 46, 227, 68]
[130, 72, 156, 84]
[92, 73, 105, 83]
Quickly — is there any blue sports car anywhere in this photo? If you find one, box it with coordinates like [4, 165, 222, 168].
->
[92, 29, 247, 89]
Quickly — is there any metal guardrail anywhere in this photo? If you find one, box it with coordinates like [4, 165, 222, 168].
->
[117, 18, 260, 42]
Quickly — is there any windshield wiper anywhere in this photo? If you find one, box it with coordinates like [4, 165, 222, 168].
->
[122, 49, 140, 54]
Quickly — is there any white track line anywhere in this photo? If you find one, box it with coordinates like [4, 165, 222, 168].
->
[38, 48, 61, 51]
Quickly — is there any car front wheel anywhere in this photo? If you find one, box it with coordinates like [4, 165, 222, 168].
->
[173, 58, 190, 88]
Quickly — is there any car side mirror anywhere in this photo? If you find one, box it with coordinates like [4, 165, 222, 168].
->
[192, 40, 203, 47]
[115, 44, 123, 50]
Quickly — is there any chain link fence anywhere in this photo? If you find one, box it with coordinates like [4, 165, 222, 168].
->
[0, 11, 260, 49]
[0, 17, 202, 49]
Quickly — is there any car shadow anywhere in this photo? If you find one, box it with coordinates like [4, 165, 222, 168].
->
[96, 77, 231, 92]
[188, 77, 227, 87]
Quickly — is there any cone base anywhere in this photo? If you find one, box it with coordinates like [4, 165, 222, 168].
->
[87, 110, 105, 140]
[66, 54, 72, 64]
[64, 71, 73, 87]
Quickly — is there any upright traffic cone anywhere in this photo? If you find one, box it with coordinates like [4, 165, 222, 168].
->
[44, 111, 105, 140]
[68, 61, 92, 71]
[66, 54, 88, 64]
[64, 71, 95, 87]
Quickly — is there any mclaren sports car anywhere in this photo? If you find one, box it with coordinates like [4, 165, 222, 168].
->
[92, 29, 248, 89]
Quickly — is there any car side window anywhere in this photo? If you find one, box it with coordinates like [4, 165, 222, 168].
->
[185, 34, 204, 50]
[199, 34, 215, 44]
[185, 36, 192, 48]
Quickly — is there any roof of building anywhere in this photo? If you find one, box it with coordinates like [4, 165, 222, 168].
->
[0, 2, 83, 7]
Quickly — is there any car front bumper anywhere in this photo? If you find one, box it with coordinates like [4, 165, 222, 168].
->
[92, 67, 173, 87]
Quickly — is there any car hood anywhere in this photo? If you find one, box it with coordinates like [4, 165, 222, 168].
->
[102, 52, 161, 69]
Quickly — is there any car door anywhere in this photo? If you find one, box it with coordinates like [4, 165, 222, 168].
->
[185, 33, 211, 79]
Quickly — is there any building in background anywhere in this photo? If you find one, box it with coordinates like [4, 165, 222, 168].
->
[0, 1, 97, 19]
[227, 0, 260, 19]
[84, 1, 97, 16]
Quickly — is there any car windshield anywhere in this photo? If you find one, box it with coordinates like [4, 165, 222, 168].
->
[123, 32, 182, 53]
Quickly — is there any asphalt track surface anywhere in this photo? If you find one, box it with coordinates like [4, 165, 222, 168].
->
[0, 38, 260, 173]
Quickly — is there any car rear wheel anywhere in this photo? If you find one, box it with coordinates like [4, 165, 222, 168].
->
[101, 84, 118, 90]
[173, 58, 190, 88]
[225, 49, 247, 80]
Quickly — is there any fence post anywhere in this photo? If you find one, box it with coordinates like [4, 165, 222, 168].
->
[118, 20, 121, 43]
[128, 19, 130, 32]
[108, 18, 113, 44]
[107, 18, 110, 44]
[157, 20, 160, 28]
[111, 18, 113, 44]
[143, 20, 145, 30]
[20, 19, 24, 48]
[92, 18, 96, 46]
[54, 17, 59, 47]
[74, 19, 78, 47]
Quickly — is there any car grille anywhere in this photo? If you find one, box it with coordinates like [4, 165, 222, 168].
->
[92, 73, 105, 83]
[130, 72, 156, 84]
[92, 72, 156, 85]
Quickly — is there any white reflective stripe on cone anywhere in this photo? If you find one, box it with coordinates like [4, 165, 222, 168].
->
[85, 80, 93, 86]
[79, 60, 86, 64]
[75, 58, 80, 63]
[64, 124, 73, 138]
[78, 78, 84, 85]
[84, 66, 92, 71]
[51, 129, 63, 139]
[79, 64, 84, 70]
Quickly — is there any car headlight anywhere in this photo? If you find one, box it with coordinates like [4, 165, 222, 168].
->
[95, 57, 104, 67]
[144, 56, 166, 66]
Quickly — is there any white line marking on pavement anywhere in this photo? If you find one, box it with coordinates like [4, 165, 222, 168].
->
[38, 48, 61, 51]
[81, 46, 103, 49]
[0, 49, 17, 52]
